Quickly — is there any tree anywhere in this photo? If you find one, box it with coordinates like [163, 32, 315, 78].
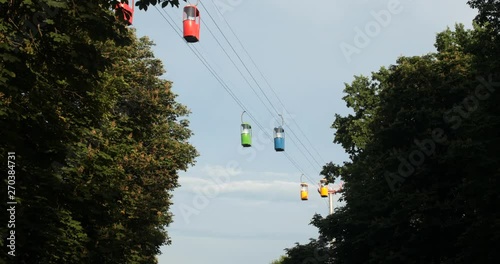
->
[1, 1, 197, 263]
[271, 239, 330, 264]
[283, 239, 331, 264]
[1, 1, 132, 262]
[270, 255, 286, 264]
[136, 0, 187, 10]
[281, 2, 499, 263]
[466, 0, 500, 75]
[468, 0, 500, 32]
[57, 33, 198, 264]
[323, 22, 498, 264]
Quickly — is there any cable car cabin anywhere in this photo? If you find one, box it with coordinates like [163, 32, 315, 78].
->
[115, 0, 134, 25]
[320, 186, 328, 197]
[241, 123, 252, 147]
[274, 127, 285, 151]
[319, 178, 328, 198]
[300, 183, 308, 201]
[183, 5, 200, 43]
[240, 111, 251, 147]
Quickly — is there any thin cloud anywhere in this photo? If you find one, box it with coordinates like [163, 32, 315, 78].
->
[179, 177, 297, 195]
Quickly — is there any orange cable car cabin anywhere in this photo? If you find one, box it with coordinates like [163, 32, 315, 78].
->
[183, 5, 200, 43]
[115, 0, 134, 25]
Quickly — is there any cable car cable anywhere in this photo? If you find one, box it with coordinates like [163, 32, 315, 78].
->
[154, 7, 246, 113]
[182, 2, 321, 176]
[155, 6, 319, 186]
[180, 6, 302, 170]
[205, 0, 327, 167]
[175, 6, 333, 200]
[181, 2, 326, 180]
[198, 18, 279, 123]
[198, 1, 281, 121]
[197, 2, 323, 176]
[158, 5, 333, 210]
[190, 2, 306, 156]
[199, 1, 326, 170]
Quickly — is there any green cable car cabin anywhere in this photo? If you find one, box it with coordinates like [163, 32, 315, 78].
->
[240, 111, 252, 147]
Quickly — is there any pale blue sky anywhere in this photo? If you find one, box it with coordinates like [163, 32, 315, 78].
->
[130, 1, 478, 263]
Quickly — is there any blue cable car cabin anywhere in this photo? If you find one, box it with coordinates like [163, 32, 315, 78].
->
[274, 127, 285, 151]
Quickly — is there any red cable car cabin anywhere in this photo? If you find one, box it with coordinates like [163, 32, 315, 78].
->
[183, 5, 200, 43]
[115, 0, 134, 25]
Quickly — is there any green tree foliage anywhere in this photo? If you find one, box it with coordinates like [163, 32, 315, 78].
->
[282, 3, 499, 264]
[1, 1, 130, 262]
[278, 239, 331, 264]
[136, 0, 187, 10]
[270, 255, 286, 264]
[1, 1, 196, 263]
[468, 0, 500, 32]
[60, 33, 197, 263]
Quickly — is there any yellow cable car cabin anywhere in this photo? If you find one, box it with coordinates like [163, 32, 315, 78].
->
[300, 183, 308, 201]
[319, 178, 328, 198]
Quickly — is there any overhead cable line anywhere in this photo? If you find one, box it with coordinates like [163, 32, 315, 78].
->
[197, 2, 324, 174]
[181, 1, 321, 176]
[154, 6, 320, 187]
[205, 0, 328, 167]
[200, 1, 326, 170]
